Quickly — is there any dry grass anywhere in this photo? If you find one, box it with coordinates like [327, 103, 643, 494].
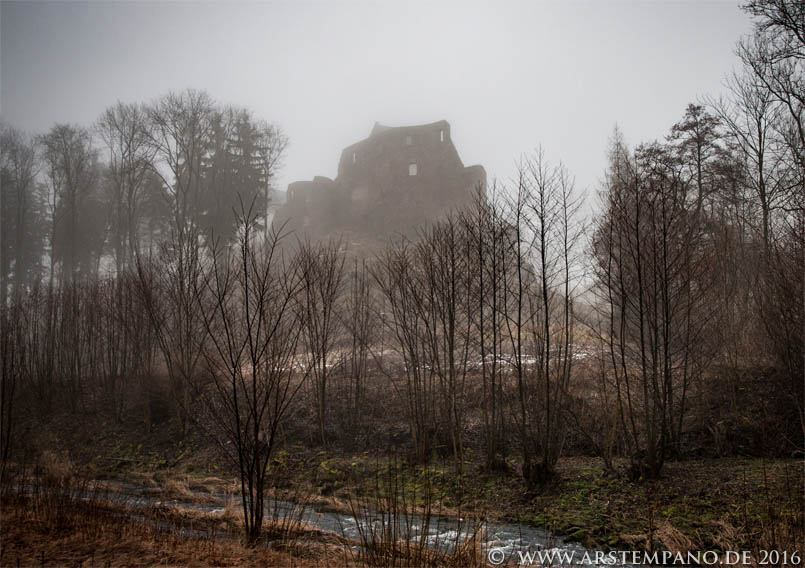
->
[161, 477, 223, 505]
[0, 474, 350, 567]
[0, 510, 346, 567]
[342, 465, 489, 567]
[39, 449, 74, 481]
[125, 470, 160, 488]
[621, 522, 695, 557]
[187, 475, 230, 494]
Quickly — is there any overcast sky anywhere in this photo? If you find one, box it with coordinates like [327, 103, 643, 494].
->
[1, 0, 753, 199]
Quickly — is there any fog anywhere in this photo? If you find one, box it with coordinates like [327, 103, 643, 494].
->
[2, 2, 804, 563]
[2, 0, 752, 194]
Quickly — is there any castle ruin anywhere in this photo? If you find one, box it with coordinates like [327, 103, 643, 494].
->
[275, 120, 486, 247]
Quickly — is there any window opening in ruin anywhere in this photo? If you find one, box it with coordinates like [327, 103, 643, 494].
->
[440, 129, 444, 142]
[405, 135, 412, 146]
[409, 163, 417, 176]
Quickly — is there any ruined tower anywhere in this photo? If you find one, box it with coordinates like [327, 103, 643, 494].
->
[276, 120, 486, 247]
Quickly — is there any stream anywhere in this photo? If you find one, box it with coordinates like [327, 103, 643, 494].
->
[87, 481, 633, 566]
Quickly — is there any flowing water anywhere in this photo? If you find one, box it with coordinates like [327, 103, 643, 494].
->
[87, 480, 632, 566]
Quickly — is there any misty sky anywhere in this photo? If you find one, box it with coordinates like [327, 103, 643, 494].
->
[1, 1, 753, 199]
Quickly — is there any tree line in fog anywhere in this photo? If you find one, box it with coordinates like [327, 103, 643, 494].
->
[1, 89, 287, 303]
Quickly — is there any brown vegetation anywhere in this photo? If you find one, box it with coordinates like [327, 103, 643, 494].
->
[0, 1, 803, 562]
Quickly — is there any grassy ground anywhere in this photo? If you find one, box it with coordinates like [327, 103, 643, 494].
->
[82, 438, 804, 558]
[9, 411, 804, 563]
[0, 498, 341, 566]
[258, 449, 804, 554]
[0, 474, 357, 567]
[0, 471, 489, 567]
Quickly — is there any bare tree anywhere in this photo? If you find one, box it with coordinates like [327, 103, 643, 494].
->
[40, 124, 101, 283]
[135, 233, 206, 434]
[461, 184, 509, 470]
[592, 133, 715, 478]
[0, 302, 22, 485]
[415, 214, 475, 471]
[97, 101, 156, 274]
[136, 90, 216, 432]
[372, 243, 437, 464]
[195, 203, 304, 545]
[711, 4, 805, 447]
[709, 72, 789, 251]
[739, 0, 804, 157]
[505, 150, 583, 484]
[340, 257, 375, 421]
[0, 124, 43, 305]
[146, 89, 214, 239]
[297, 238, 345, 447]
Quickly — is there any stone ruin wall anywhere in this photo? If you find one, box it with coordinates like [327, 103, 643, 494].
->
[277, 120, 486, 247]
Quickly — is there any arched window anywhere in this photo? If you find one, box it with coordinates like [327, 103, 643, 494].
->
[409, 163, 417, 176]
